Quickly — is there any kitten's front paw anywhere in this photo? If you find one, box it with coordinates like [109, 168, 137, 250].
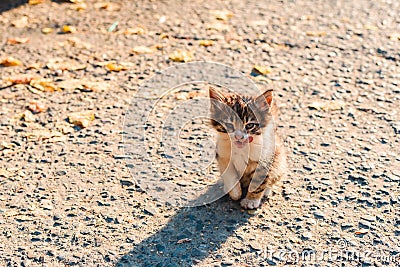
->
[228, 185, 242, 201]
[240, 198, 261, 209]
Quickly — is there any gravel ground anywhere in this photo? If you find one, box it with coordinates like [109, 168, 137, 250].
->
[0, 0, 399, 266]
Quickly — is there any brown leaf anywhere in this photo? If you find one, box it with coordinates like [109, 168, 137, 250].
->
[68, 111, 95, 128]
[28, 101, 47, 113]
[211, 9, 234, 20]
[252, 65, 272, 75]
[6, 75, 37, 85]
[41, 27, 53, 34]
[123, 27, 145, 35]
[306, 31, 327, 37]
[105, 63, 128, 71]
[28, 0, 44, 4]
[177, 238, 191, 244]
[355, 229, 369, 235]
[7, 37, 30, 45]
[11, 16, 28, 28]
[199, 40, 214, 47]
[62, 25, 77, 33]
[130, 46, 155, 54]
[0, 56, 23, 67]
[169, 50, 194, 62]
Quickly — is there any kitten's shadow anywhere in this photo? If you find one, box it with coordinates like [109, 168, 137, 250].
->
[116, 185, 254, 267]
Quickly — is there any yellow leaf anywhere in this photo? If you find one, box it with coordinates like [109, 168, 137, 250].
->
[211, 9, 234, 20]
[7, 37, 30, 45]
[30, 79, 61, 92]
[252, 65, 272, 75]
[169, 50, 194, 62]
[68, 111, 95, 128]
[130, 46, 155, 54]
[62, 25, 77, 33]
[199, 40, 214, 47]
[41, 27, 53, 34]
[123, 27, 145, 35]
[28, 0, 44, 4]
[105, 63, 128, 71]
[306, 31, 327, 37]
[0, 56, 23, 67]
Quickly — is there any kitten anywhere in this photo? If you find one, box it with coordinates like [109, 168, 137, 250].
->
[209, 86, 287, 209]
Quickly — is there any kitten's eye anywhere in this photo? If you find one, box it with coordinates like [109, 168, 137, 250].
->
[224, 123, 234, 132]
[245, 123, 257, 130]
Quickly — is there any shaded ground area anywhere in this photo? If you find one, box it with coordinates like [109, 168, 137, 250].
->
[0, 0, 399, 266]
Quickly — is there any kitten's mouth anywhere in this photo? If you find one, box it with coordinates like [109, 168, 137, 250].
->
[233, 136, 253, 148]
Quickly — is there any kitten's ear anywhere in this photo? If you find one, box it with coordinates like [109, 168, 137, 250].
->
[209, 86, 225, 102]
[254, 89, 273, 111]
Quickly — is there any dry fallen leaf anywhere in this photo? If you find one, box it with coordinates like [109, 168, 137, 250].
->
[306, 31, 327, 37]
[364, 24, 378, 31]
[68, 111, 95, 128]
[123, 27, 145, 35]
[6, 75, 37, 85]
[130, 46, 155, 54]
[28, 0, 44, 4]
[355, 229, 369, 235]
[62, 25, 77, 33]
[169, 50, 194, 62]
[0, 56, 23, 67]
[41, 27, 53, 34]
[30, 79, 61, 92]
[252, 65, 272, 75]
[28, 101, 47, 113]
[199, 40, 214, 47]
[211, 9, 234, 20]
[7, 37, 30, 45]
[11, 16, 29, 28]
[105, 63, 128, 71]
[308, 100, 345, 111]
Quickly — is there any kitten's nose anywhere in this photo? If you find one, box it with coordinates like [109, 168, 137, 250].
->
[234, 130, 245, 140]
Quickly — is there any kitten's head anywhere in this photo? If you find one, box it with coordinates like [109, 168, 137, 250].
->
[209, 86, 273, 148]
